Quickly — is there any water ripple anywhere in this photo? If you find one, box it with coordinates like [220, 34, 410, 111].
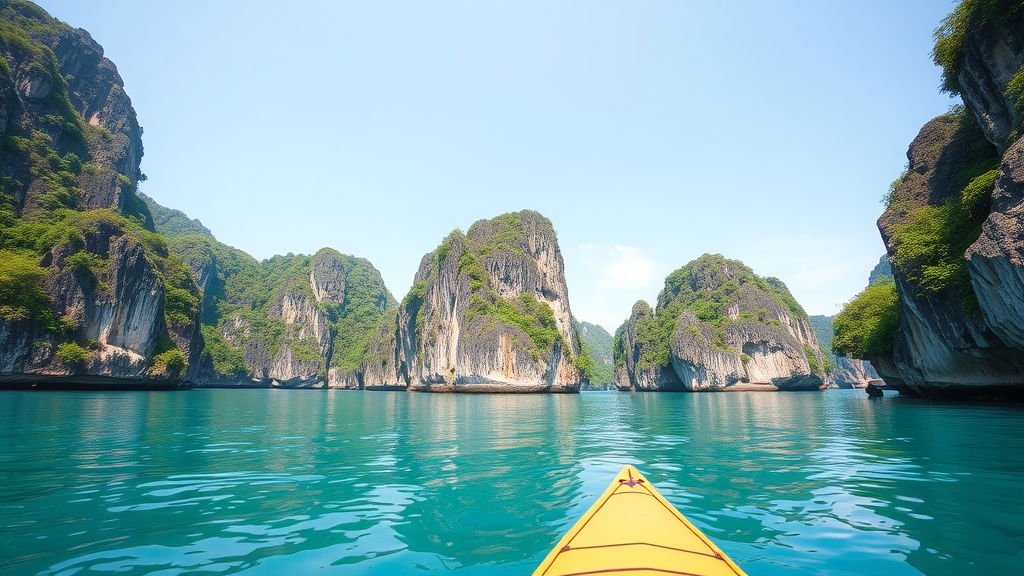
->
[0, 389, 1021, 576]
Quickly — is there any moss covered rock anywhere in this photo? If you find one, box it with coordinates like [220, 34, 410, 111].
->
[614, 254, 827, 392]
[362, 210, 585, 392]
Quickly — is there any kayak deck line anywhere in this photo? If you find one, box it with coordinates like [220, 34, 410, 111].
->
[532, 466, 747, 576]
[558, 541, 726, 560]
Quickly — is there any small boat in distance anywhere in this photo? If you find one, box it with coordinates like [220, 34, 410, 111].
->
[532, 465, 747, 576]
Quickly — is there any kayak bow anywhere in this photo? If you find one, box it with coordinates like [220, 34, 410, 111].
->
[531, 465, 747, 576]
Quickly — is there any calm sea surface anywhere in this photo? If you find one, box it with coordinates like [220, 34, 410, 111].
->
[1, 389, 1022, 575]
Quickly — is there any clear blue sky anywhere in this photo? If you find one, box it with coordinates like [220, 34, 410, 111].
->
[37, 0, 958, 332]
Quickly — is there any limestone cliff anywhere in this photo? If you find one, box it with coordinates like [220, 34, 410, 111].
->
[836, 1, 1024, 398]
[613, 301, 685, 391]
[1, 0, 145, 217]
[831, 355, 882, 389]
[966, 139, 1024, 352]
[361, 211, 584, 392]
[1, 1, 200, 388]
[934, 1, 1024, 153]
[141, 198, 396, 389]
[614, 255, 827, 392]
[871, 114, 1024, 396]
[867, 254, 893, 285]
[869, 116, 1023, 396]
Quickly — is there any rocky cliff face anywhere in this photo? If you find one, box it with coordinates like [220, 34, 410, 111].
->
[948, 6, 1024, 153]
[965, 138, 1024, 351]
[142, 201, 397, 390]
[0, 222, 195, 386]
[871, 62, 1024, 396]
[1, 2, 201, 388]
[831, 355, 881, 389]
[0, 0, 398, 392]
[195, 247, 395, 389]
[361, 211, 584, 392]
[613, 301, 685, 391]
[614, 255, 828, 392]
[1, 1, 144, 216]
[854, 1, 1024, 398]
[874, 113, 1024, 397]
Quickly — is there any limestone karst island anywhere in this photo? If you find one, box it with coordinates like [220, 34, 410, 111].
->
[1, 0, 1022, 575]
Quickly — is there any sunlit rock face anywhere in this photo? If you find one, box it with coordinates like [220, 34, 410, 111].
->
[831, 356, 881, 389]
[614, 255, 828, 392]
[0, 3, 201, 388]
[874, 119, 1024, 398]
[362, 211, 584, 393]
[185, 247, 394, 389]
[954, 11, 1024, 153]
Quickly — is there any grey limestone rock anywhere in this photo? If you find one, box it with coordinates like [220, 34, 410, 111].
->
[966, 138, 1024, 351]
[831, 356, 881, 389]
[954, 10, 1024, 153]
[193, 248, 395, 389]
[614, 255, 827, 392]
[874, 114, 1024, 396]
[0, 232, 191, 385]
[362, 211, 584, 393]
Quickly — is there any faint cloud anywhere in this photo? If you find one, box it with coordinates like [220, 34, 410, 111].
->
[578, 244, 660, 290]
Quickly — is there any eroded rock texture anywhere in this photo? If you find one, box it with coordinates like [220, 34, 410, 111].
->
[1, 2, 199, 387]
[362, 211, 584, 393]
[614, 255, 827, 392]
[875, 117, 1024, 397]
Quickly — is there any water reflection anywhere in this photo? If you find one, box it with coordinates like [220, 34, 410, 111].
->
[0, 389, 1021, 575]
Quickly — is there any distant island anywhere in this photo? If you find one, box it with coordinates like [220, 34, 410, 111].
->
[613, 254, 828, 392]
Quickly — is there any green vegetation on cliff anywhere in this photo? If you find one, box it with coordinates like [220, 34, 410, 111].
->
[418, 211, 581, 367]
[932, 0, 1023, 95]
[627, 254, 810, 371]
[809, 315, 834, 356]
[138, 193, 214, 240]
[886, 112, 1000, 311]
[0, 250, 58, 329]
[0, 2, 199, 369]
[574, 320, 614, 388]
[145, 194, 396, 380]
[833, 277, 900, 359]
[466, 292, 563, 360]
[2, 184, 197, 366]
[322, 255, 397, 372]
[1, 2, 84, 144]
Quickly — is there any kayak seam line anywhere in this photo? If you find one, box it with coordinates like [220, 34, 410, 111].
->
[541, 482, 631, 575]
[557, 541, 722, 559]
[634, 479, 741, 569]
[641, 483, 727, 563]
[555, 567, 715, 576]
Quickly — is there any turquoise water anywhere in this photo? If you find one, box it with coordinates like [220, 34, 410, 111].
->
[1, 389, 1021, 575]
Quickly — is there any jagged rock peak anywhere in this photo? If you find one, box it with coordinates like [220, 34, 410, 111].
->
[1, 0, 146, 214]
[614, 254, 828, 392]
[361, 210, 585, 393]
[868, 255, 893, 285]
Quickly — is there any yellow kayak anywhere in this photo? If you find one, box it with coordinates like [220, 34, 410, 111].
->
[532, 465, 747, 576]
